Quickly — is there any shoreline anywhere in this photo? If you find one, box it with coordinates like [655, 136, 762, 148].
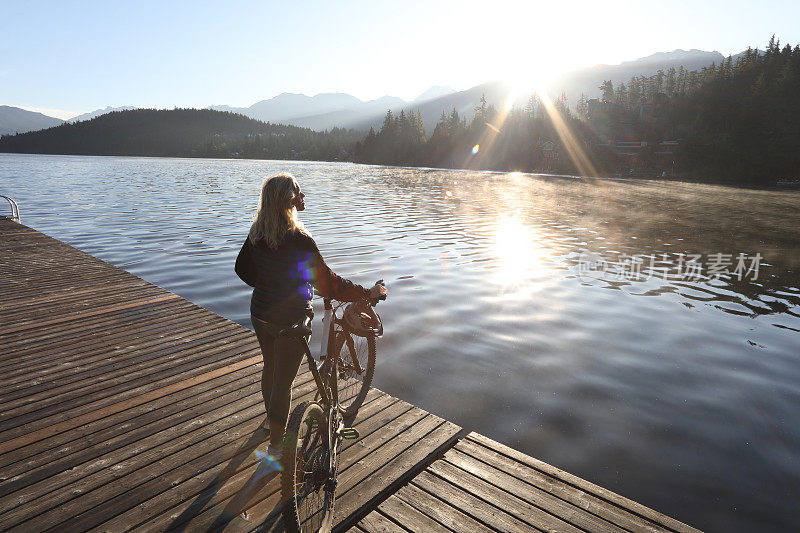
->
[2, 151, 795, 192]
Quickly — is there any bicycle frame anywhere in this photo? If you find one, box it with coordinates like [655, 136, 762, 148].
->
[300, 298, 343, 408]
[296, 297, 347, 482]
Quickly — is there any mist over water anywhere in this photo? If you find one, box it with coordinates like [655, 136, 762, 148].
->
[3, 153, 799, 531]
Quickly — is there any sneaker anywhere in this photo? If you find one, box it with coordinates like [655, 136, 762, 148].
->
[254, 444, 284, 475]
[265, 444, 283, 463]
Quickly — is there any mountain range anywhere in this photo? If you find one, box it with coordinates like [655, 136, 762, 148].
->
[67, 106, 137, 123]
[1, 48, 733, 136]
[0, 106, 64, 135]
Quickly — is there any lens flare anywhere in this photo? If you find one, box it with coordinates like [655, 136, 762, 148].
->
[472, 144, 480, 155]
[253, 446, 283, 476]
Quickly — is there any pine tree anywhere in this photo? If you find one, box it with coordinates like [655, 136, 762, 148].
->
[614, 83, 628, 109]
[576, 93, 589, 118]
[474, 93, 488, 125]
[600, 80, 614, 104]
[666, 67, 677, 96]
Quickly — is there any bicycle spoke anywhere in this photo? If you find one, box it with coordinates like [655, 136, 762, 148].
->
[282, 401, 334, 532]
[334, 332, 376, 418]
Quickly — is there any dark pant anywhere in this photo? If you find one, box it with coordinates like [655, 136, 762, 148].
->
[251, 314, 309, 447]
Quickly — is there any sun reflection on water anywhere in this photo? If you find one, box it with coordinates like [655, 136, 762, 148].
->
[492, 214, 555, 290]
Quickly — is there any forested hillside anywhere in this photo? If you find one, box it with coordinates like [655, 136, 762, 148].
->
[356, 36, 800, 185]
[0, 108, 362, 161]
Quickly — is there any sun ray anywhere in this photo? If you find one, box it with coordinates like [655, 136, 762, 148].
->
[536, 91, 599, 177]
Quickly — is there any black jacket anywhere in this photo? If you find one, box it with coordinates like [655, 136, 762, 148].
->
[236, 230, 369, 325]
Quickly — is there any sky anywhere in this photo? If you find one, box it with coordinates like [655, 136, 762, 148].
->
[2, 0, 799, 119]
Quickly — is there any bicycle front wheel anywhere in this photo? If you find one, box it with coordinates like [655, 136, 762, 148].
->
[334, 331, 376, 420]
[282, 401, 335, 533]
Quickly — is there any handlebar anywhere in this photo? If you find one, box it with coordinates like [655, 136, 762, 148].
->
[286, 279, 385, 340]
[324, 280, 386, 308]
[368, 279, 387, 306]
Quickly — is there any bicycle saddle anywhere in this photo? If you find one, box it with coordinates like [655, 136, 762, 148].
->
[279, 314, 312, 338]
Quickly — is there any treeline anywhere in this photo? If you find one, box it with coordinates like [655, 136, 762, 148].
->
[356, 36, 800, 185]
[676, 37, 799, 183]
[585, 36, 800, 183]
[0, 108, 362, 161]
[355, 94, 614, 175]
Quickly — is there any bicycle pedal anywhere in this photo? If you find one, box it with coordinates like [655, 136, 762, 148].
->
[341, 427, 359, 439]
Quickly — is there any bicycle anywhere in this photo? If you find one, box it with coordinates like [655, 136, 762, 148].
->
[278, 282, 385, 533]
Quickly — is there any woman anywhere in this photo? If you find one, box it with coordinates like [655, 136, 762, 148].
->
[235, 172, 385, 457]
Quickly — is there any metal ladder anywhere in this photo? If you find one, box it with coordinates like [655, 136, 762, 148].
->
[0, 196, 21, 223]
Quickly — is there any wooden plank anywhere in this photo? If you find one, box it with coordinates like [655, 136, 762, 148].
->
[0, 378, 316, 531]
[0, 300, 202, 357]
[0, 286, 173, 326]
[5, 380, 330, 532]
[0, 364, 311, 473]
[0, 297, 193, 348]
[0, 306, 228, 378]
[1, 336, 260, 433]
[0, 318, 246, 398]
[392, 481, 489, 532]
[0, 293, 181, 335]
[1, 283, 170, 321]
[439, 448, 629, 532]
[0, 253, 142, 276]
[0, 321, 251, 406]
[0, 297, 201, 350]
[466, 433, 699, 532]
[95, 390, 397, 533]
[0, 364, 269, 470]
[411, 469, 549, 532]
[0, 362, 307, 478]
[0, 371, 314, 498]
[454, 439, 671, 533]
[0, 354, 263, 453]
[333, 414, 463, 528]
[165, 396, 421, 533]
[86, 391, 392, 533]
[1, 330, 259, 426]
[0, 279, 149, 310]
[0, 271, 138, 300]
[0, 254, 124, 272]
[0, 248, 116, 265]
[368, 494, 448, 532]
[428, 455, 586, 532]
[356, 509, 409, 533]
[0, 333, 260, 431]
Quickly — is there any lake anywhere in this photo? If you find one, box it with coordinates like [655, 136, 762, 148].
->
[2, 153, 799, 531]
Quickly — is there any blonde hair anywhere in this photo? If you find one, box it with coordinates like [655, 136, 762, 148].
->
[248, 172, 308, 249]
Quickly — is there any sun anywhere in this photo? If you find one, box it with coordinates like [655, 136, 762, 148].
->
[502, 66, 558, 111]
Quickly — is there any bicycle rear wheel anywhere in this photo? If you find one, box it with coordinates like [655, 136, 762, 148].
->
[333, 331, 376, 420]
[282, 401, 335, 533]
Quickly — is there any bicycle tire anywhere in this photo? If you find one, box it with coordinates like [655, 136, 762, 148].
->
[282, 401, 335, 533]
[333, 331, 376, 420]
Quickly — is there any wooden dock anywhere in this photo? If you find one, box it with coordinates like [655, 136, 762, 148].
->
[0, 218, 699, 532]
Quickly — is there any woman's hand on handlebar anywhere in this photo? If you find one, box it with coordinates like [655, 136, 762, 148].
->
[368, 280, 387, 302]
